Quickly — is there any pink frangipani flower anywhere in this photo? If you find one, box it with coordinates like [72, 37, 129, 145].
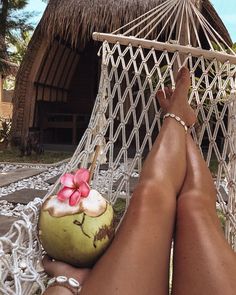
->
[57, 168, 90, 206]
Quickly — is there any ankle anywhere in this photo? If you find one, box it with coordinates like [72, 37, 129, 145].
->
[168, 106, 185, 122]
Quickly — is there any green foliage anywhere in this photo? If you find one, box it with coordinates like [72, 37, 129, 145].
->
[0, 42, 7, 73]
[9, 29, 32, 64]
[0, 117, 12, 144]
[231, 42, 236, 53]
[150, 64, 172, 89]
[3, 74, 15, 89]
[113, 198, 126, 228]
[217, 209, 226, 232]
[0, 0, 35, 66]
[113, 198, 126, 214]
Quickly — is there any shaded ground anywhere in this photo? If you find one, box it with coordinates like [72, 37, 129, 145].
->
[0, 148, 72, 163]
[0, 165, 50, 236]
[0, 167, 45, 187]
[1, 188, 47, 204]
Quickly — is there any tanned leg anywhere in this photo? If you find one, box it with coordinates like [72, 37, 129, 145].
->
[172, 134, 236, 295]
[80, 68, 196, 295]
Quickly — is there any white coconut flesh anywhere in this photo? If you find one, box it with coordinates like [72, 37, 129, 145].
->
[43, 189, 107, 217]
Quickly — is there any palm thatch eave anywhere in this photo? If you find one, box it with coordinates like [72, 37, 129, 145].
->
[40, 0, 232, 49]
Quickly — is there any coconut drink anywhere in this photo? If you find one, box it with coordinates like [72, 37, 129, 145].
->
[38, 168, 114, 267]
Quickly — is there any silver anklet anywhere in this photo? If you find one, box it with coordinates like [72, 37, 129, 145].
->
[163, 113, 188, 133]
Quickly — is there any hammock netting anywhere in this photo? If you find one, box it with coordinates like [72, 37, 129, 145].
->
[1, 0, 236, 293]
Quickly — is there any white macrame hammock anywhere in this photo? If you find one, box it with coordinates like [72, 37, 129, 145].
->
[1, 0, 236, 293]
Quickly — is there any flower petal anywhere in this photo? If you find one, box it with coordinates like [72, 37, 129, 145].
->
[69, 190, 81, 206]
[74, 168, 90, 185]
[60, 173, 75, 188]
[57, 187, 75, 201]
[79, 181, 90, 197]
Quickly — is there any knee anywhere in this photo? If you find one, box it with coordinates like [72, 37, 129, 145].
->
[178, 184, 217, 207]
[134, 178, 175, 198]
[180, 177, 217, 204]
[176, 192, 217, 223]
[131, 181, 176, 210]
[177, 193, 205, 213]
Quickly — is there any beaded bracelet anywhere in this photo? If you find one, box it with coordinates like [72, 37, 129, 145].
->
[47, 276, 82, 294]
[163, 112, 188, 133]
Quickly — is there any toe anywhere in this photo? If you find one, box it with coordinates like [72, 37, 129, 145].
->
[156, 89, 168, 110]
[174, 66, 191, 98]
[166, 87, 173, 99]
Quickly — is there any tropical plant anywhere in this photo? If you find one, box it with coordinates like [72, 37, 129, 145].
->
[0, 116, 12, 146]
[8, 29, 32, 64]
[0, 0, 34, 65]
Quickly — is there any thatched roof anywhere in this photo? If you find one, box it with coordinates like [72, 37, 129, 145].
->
[41, 0, 232, 48]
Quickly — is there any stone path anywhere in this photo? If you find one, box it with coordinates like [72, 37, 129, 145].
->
[0, 167, 45, 187]
[0, 166, 48, 237]
[46, 175, 59, 185]
[0, 188, 48, 236]
[1, 188, 47, 204]
[113, 177, 138, 192]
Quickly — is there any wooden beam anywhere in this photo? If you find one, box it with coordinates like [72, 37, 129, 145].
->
[92, 33, 236, 64]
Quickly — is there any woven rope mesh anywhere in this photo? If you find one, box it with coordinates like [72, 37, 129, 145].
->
[1, 0, 236, 293]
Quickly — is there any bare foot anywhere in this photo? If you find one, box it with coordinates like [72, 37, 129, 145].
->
[42, 255, 90, 283]
[156, 67, 196, 127]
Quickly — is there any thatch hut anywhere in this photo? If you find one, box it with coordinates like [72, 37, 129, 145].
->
[11, 0, 232, 148]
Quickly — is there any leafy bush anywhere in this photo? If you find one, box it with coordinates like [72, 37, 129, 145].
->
[0, 117, 12, 145]
[217, 209, 226, 232]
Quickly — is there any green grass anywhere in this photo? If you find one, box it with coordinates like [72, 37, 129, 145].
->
[209, 157, 219, 176]
[0, 148, 72, 164]
[217, 209, 226, 232]
[113, 198, 127, 228]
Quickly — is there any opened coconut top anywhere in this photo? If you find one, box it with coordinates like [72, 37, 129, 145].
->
[43, 189, 108, 217]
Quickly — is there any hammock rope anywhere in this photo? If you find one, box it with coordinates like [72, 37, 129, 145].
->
[0, 0, 236, 293]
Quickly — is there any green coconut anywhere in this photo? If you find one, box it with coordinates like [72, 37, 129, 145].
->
[38, 189, 114, 267]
